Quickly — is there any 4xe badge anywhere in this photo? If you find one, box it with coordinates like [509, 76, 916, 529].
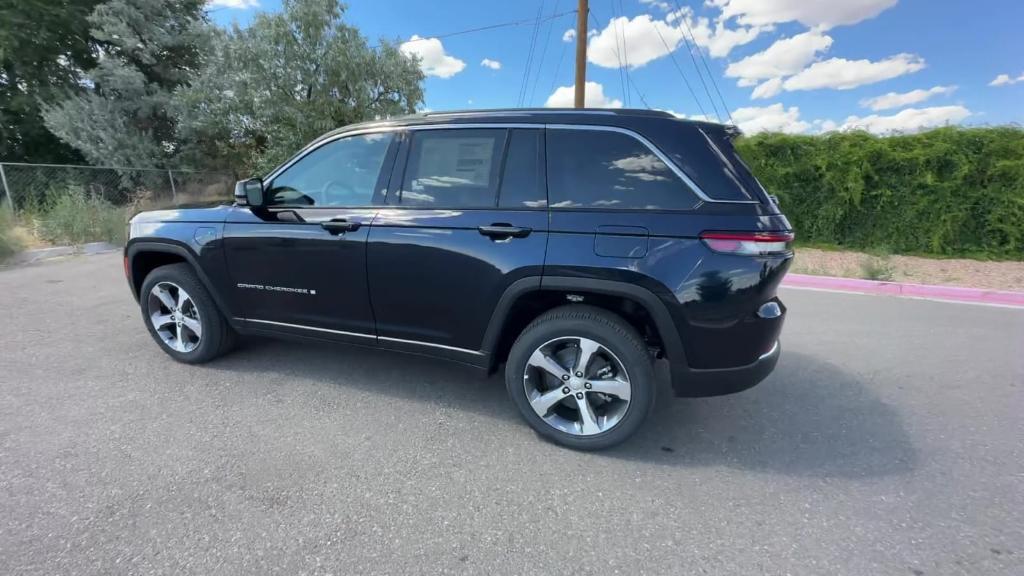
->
[237, 283, 316, 295]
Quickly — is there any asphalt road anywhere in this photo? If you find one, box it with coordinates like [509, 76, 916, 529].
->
[1, 253, 1022, 576]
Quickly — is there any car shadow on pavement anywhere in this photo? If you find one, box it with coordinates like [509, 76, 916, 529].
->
[608, 351, 919, 479]
[213, 341, 916, 480]
[209, 337, 521, 423]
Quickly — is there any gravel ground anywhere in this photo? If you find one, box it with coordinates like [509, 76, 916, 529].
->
[792, 247, 1024, 292]
[1, 253, 1022, 575]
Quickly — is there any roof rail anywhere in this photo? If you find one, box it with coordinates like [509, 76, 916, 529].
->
[421, 108, 674, 118]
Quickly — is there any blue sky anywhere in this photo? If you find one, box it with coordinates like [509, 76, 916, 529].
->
[208, 0, 1024, 134]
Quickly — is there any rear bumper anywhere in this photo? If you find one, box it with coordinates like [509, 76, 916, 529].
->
[670, 340, 781, 397]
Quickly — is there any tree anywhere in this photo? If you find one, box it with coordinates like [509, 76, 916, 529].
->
[174, 0, 424, 173]
[41, 0, 210, 169]
[0, 0, 100, 162]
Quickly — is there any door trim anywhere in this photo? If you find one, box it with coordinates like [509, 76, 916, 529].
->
[235, 317, 485, 356]
[238, 318, 376, 339]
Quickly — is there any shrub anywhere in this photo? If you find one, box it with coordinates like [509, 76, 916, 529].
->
[37, 187, 127, 246]
[735, 127, 1024, 260]
[0, 207, 24, 260]
[859, 255, 896, 281]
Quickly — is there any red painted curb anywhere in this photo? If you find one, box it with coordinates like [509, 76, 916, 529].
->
[781, 273, 1024, 307]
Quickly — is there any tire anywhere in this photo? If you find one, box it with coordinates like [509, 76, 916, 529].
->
[505, 304, 655, 450]
[139, 263, 236, 364]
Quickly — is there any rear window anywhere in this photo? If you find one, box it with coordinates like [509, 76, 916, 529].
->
[661, 124, 767, 203]
[546, 129, 700, 210]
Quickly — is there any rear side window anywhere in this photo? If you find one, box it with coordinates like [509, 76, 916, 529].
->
[400, 129, 505, 207]
[546, 129, 699, 210]
[499, 129, 546, 208]
[659, 125, 765, 202]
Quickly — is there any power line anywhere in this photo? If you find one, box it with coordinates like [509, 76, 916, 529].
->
[616, 0, 632, 107]
[528, 0, 562, 106]
[677, 6, 734, 124]
[588, 6, 649, 109]
[375, 9, 577, 49]
[651, 15, 707, 118]
[547, 27, 570, 98]
[672, 6, 721, 122]
[588, 8, 627, 107]
[518, 2, 546, 107]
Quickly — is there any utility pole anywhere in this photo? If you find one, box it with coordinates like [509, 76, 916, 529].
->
[574, 0, 588, 108]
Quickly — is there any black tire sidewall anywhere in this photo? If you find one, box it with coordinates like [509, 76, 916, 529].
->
[505, 309, 655, 450]
[139, 263, 226, 364]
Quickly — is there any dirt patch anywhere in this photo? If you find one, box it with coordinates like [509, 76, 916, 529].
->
[791, 248, 1024, 292]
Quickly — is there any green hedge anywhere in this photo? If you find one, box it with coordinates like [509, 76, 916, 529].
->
[734, 127, 1024, 259]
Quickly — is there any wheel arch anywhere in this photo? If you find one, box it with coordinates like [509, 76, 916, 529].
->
[481, 276, 688, 374]
[126, 240, 233, 320]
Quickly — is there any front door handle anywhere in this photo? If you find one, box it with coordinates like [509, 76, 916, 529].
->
[478, 224, 532, 239]
[321, 219, 361, 235]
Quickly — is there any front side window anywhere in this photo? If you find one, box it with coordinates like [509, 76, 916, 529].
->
[266, 133, 394, 207]
[399, 129, 505, 207]
[546, 129, 699, 210]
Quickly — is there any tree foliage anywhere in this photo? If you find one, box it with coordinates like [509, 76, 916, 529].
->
[0, 0, 100, 162]
[174, 0, 424, 173]
[735, 127, 1024, 259]
[41, 0, 210, 169]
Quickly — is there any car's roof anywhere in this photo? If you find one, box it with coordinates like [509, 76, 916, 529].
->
[315, 108, 734, 143]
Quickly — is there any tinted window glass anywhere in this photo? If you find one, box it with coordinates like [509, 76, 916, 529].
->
[266, 133, 394, 207]
[656, 124, 763, 202]
[546, 129, 698, 210]
[498, 129, 546, 208]
[400, 129, 505, 207]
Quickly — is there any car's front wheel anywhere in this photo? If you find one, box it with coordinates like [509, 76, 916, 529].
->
[505, 305, 655, 450]
[139, 263, 235, 364]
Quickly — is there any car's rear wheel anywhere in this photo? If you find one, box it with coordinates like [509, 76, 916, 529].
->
[139, 263, 235, 364]
[505, 305, 655, 450]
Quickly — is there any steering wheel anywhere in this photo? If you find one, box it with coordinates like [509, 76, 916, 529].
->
[320, 180, 359, 206]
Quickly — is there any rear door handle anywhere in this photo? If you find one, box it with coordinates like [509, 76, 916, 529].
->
[478, 224, 532, 239]
[321, 219, 361, 234]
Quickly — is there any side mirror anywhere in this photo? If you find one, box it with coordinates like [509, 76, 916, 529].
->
[234, 178, 264, 207]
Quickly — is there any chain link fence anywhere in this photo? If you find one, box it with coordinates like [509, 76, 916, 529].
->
[0, 162, 235, 214]
[0, 162, 236, 248]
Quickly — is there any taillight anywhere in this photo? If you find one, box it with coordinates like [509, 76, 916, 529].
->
[700, 231, 794, 255]
[124, 256, 130, 279]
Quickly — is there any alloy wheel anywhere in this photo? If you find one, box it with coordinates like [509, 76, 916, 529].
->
[523, 336, 632, 436]
[147, 281, 202, 353]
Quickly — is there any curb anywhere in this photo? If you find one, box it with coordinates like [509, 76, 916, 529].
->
[7, 242, 120, 265]
[782, 273, 1024, 308]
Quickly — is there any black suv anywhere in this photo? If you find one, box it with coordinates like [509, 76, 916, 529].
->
[125, 109, 793, 449]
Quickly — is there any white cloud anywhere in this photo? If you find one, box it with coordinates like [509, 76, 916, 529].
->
[587, 10, 764, 69]
[709, 0, 898, 29]
[989, 72, 1024, 86]
[813, 119, 839, 132]
[545, 81, 623, 108]
[640, 0, 673, 11]
[562, 28, 576, 43]
[859, 85, 956, 111]
[840, 105, 971, 134]
[751, 77, 784, 99]
[588, 15, 680, 68]
[660, 110, 716, 122]
[782, 53, 925, 91]
[726, 31, 833, 83]
[399, 35, 466, 78]
[480, 58, 501, 70]
[732, 103, 810, 134]
[206, 0, 259, 7]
